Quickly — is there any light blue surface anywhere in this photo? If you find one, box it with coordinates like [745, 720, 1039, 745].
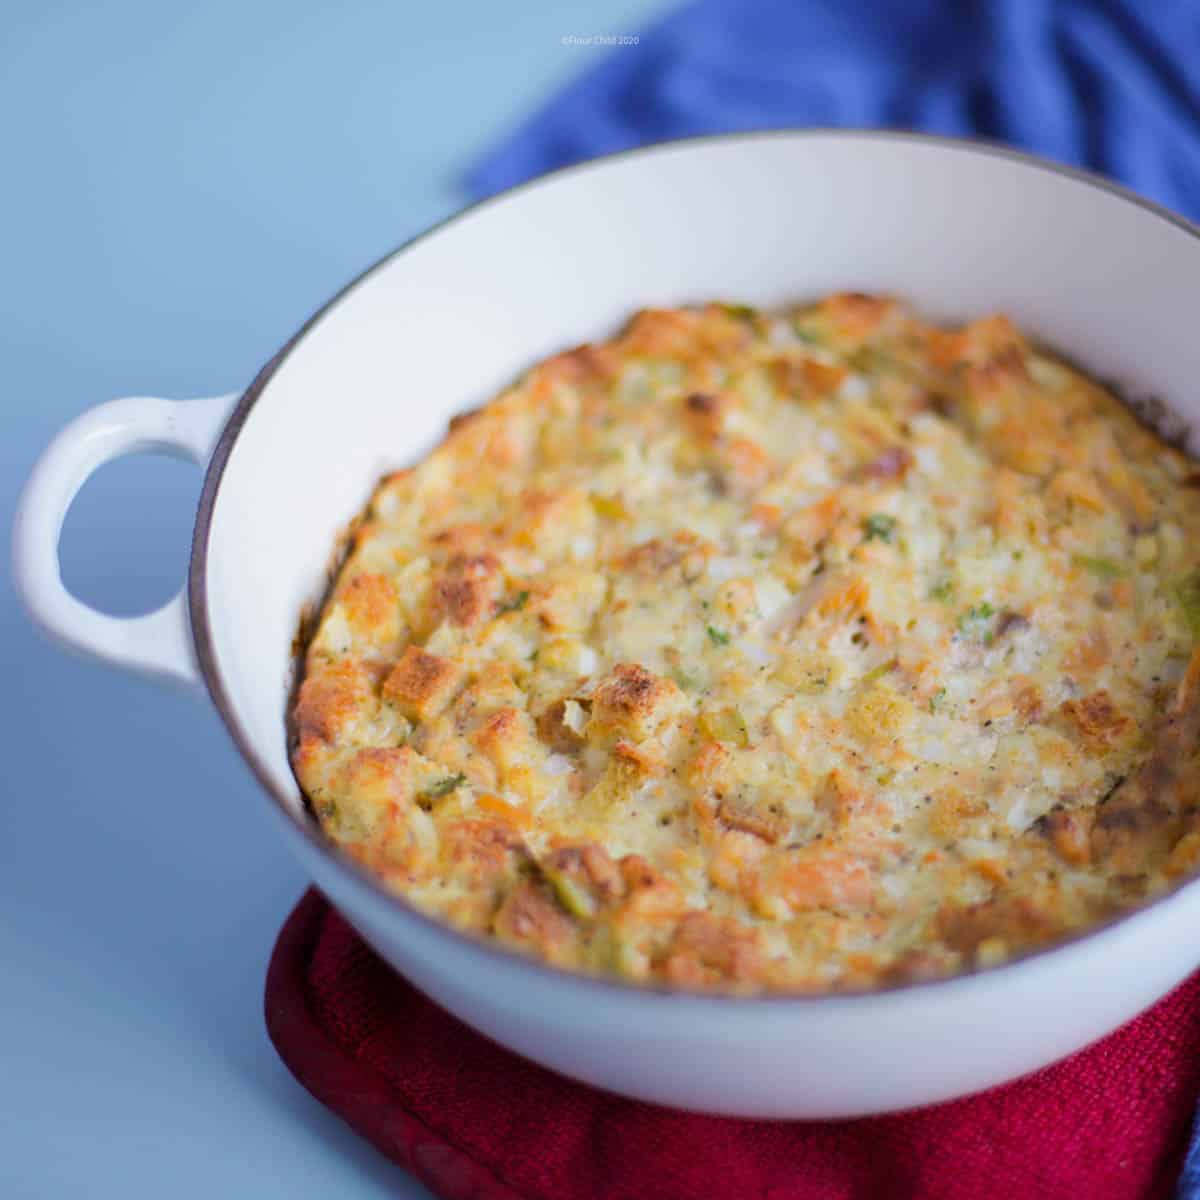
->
[0, 3, 663, 1196]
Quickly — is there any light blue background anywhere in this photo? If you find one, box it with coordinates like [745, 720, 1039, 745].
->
[1, 3, 663, 1195]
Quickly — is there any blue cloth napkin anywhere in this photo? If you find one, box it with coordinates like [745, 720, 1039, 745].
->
[466, 3, 1200, 1193]
[466, 0, 1200, 221]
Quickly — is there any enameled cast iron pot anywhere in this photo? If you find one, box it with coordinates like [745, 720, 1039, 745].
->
[15, 131, 1200, 1118]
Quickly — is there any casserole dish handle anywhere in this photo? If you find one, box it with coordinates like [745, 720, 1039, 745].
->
[12, 392, 239, 691]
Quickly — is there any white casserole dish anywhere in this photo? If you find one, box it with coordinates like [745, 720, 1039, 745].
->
[14, 131, 1200, 1118]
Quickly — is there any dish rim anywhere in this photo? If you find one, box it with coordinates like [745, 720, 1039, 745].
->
[187, 127, 1200, 1008]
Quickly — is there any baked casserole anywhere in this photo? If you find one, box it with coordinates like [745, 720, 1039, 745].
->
[290, 293, 1200, 992]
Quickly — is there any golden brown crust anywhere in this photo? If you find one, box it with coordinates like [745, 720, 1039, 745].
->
[492, 879, 578, 964]
[661, 912, 766, 987]
[338, 572, 400, 639]
[383, 646, 464, 721]
[588, 663, 684, 743]
[545, 843, 624, 904]
[535, 698, 587, 753]
[937, 894, 1056, 957]
[432, 554, 504, 628]
[291, 295, 1200, 993]
[294, 659, 377, 745]
[716, 795, 789, 844]
[1036, 808, 1094, 866]
[1058, 690, 1134, 753]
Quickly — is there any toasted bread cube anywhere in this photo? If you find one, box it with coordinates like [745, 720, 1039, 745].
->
[383, 646, 464, 721]
[661, 911, 766, 988]
[432, 553, 504, 627]
[294, 658, 377, 746]
[492, 879, 578, 965]
[471, 705, 539, 777]
[330, 746, 434, 843]
[588, 662, 685, 743]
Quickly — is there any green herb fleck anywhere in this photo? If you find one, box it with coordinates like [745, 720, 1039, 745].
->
[862, 514, 897, 543]
[851, 347, 894, 375]
[960, 602, 995, 624]
[706, 625, 732, 647]
[860, 657, 898, 687]
[929, 687, 947, 713]
[498, 590, 530, 614]
[1072, 553, 1127, 580]
[958, 602, 996, 641]
[1175, 571, 1200, 635]
[421, 774, 467, 801]
[792, 321, 827, 347]
[718, 302, 759, 323]
[669, 666, 701, 692]
[546, 868, 598, 919]
[930, 579, 955, 602]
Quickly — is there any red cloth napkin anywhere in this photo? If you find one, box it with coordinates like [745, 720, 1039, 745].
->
[266, 889, 1200, 1200]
